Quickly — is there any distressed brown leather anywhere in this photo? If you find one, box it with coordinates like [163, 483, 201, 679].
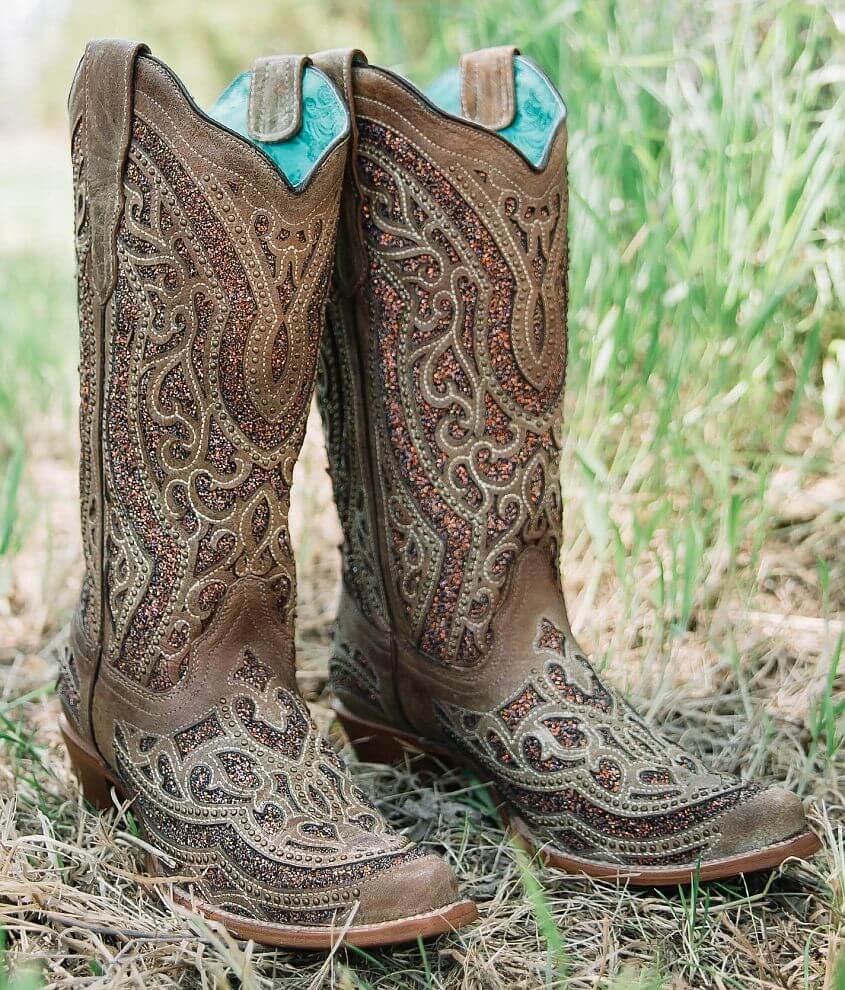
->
[78, 39, 150, 300]
[59, 39, 461, 931]
[459, 45, 519, 130]
[311, 47, 369, 294]
[248, 55, 309, 142]
[318, 49, 811, 874]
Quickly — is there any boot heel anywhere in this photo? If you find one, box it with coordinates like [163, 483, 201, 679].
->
[334, 703, 455, 770]
[59, 716, 117, 812]
[335, 708, 409, 764]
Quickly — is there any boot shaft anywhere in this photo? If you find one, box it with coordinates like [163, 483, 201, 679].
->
[63, 41, 348, 741]
[317, 49, 569, 667]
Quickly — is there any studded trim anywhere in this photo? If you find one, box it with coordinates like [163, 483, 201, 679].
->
[71, 122, 101, 649]
[57, 645, 82, 733]
[318, 300, 388, 621]
[329, 640, 383, 716]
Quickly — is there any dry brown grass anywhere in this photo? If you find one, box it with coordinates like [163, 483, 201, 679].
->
[0, 403, 842, 990]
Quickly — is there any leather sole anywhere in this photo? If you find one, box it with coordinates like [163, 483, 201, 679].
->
[334, 701, 822, 887]
[58, 713, 478, 947]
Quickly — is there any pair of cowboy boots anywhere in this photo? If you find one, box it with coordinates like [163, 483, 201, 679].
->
[59, 39, 818, 949]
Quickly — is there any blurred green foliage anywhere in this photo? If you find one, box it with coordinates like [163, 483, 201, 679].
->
[34, 0, 378, 117]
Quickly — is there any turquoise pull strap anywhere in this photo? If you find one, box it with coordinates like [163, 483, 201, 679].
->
[427, 54, 567, 169]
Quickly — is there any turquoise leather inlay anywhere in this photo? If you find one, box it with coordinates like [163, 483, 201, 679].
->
[426, 56, 566, 168]
[209, 67, 348, 188]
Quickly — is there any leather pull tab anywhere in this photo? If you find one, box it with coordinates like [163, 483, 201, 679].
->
[459, 45, 519, 131]
[310, 48, 368, 295]
[248, 55, 309, 142]
[309, 48, 367, 121]
[82, 38, 148, 302]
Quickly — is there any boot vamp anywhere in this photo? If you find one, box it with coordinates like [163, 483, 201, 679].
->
[114, 670, 435, 925]
[406, 551, 807, 869]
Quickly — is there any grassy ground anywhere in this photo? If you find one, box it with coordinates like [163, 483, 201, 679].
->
[0, 1, 843, 987]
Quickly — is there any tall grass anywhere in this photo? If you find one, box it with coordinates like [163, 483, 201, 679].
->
[0, 258, 75, 571]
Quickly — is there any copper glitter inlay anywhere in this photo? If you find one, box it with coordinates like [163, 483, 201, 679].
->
[174, 713, 225, 757]
[329, 643, 382, 712]
[501, 781, 762, 840]
[348, 117, 567, 665]
[112, 702, 427, 923]
[217, 750, 261, 791]
[233, 649, 273, 693]
[591, 758, 623, 793]
[432, 616, 768, 867]
[497, 684, 545, 729]
[233, 692, 309, 760]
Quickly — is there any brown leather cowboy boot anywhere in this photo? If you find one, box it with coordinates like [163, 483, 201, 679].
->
[315, 46, 820, 885]
[57, 38, 476, 947]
